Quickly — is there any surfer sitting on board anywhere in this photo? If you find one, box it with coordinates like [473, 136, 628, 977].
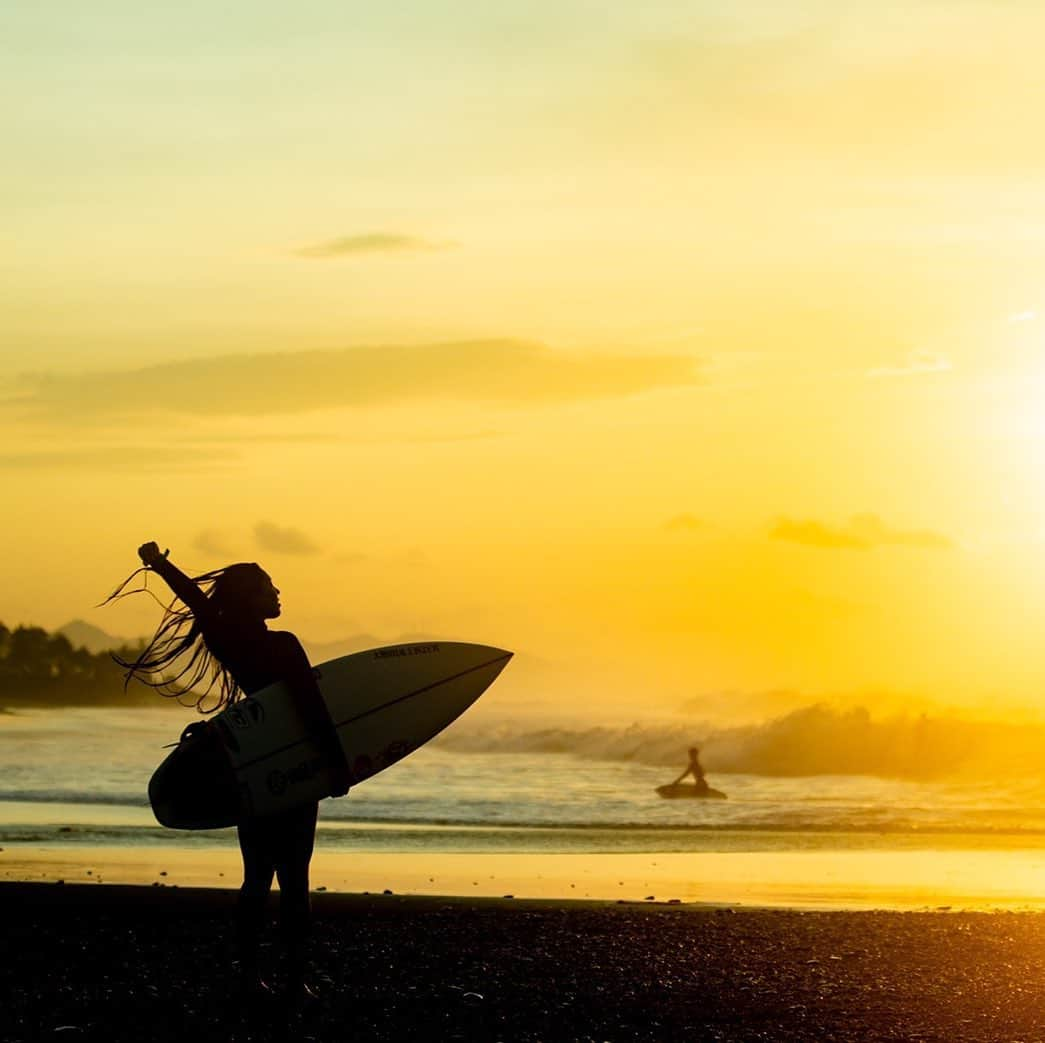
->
[670, 746, 709, 793]
[110, 542, 351, 1005]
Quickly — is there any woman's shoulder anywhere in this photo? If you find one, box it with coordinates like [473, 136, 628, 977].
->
[266, 629, 308, 657]
[264, 628, 297, 643]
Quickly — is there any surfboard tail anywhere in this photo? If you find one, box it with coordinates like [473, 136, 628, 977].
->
[149, 726, 241, 830]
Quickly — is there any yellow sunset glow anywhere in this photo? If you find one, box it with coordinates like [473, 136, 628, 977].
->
[7, 2, 1045, 725]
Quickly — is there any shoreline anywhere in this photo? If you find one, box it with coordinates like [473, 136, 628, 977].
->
[0, 880, 726, 916]
[7, 842, 1045, 910]
[8, 882, 1045, 1041]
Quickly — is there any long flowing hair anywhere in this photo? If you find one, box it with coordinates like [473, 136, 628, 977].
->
[103, 563, 264, 714]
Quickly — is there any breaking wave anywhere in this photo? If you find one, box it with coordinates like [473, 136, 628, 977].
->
[436, 704, 1045, 780]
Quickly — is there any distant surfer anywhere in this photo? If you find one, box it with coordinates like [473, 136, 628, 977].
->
[670, 746, 709, 793]
[108, 542, 351, 1006]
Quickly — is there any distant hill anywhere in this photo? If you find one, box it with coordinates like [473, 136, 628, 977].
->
[55, 623, 449, 664]
[58, 619, 142, 655]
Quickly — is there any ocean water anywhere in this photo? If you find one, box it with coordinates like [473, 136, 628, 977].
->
[4, 706, 1045, 856]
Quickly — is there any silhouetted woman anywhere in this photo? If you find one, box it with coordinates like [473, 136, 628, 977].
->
[109, 541, 351, 1002]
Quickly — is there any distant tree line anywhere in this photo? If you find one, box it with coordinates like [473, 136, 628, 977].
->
[0, 622, 155, 707]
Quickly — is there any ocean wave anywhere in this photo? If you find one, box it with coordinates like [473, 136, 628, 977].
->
[320, 817, 1045, 837]
[6, 808, 1045, 840]
[436, 704, 1045, 780]
[0, 823, 195, 844]
[0, 790, 149, 808]
[7, 819, 1045, 853]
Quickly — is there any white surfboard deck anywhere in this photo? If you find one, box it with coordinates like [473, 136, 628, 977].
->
[149, 641, 512, 829]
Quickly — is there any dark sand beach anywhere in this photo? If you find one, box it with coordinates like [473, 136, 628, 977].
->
[6, 884, 1045, 1041]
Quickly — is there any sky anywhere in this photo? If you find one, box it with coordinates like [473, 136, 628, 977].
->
[7, 1, 1045, 719]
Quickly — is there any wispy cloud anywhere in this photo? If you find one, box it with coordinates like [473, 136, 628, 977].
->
[254, 521, 320, 556]
[771, 513, 952, 551]
[771, 518, 867, 550]
[866, 351, 952, 379]
[663, 513, 706, 532]
[176, 429, 501, 447]
[293, 233, 454, 258]
[12, 340, 700, 423]
[193, 529, 239, 558]
[0, 447, 234, 471]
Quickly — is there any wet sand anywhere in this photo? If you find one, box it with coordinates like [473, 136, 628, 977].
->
[10, 843, 1045, 909]
[5, 883, 1045, 1041]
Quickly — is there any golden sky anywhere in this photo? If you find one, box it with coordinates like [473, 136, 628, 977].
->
[7, 2, 1045, 717]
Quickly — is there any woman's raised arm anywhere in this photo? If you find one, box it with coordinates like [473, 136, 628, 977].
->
[138, 542, 212, 619]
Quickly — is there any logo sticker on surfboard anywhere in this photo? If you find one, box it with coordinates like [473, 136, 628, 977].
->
[227, 699, 265, 730]
[374, 644, 440, 659]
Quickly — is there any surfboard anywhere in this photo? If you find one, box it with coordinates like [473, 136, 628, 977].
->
[149, 641, 512, 829]
[655, 783, 727, 800]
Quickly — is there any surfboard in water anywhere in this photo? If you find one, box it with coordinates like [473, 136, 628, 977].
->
[655, 783, 727, 800]
[149, 641, 512, 829]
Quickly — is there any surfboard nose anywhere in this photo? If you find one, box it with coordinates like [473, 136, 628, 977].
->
[484, 646, 513, 665]
[464, 645, 513, 685]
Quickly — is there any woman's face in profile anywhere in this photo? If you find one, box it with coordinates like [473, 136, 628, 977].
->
[250, 572, 281, 620]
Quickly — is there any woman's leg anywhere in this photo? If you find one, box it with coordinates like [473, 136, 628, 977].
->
[236, 819, 277, 986]
[273, 802, 319, 994]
